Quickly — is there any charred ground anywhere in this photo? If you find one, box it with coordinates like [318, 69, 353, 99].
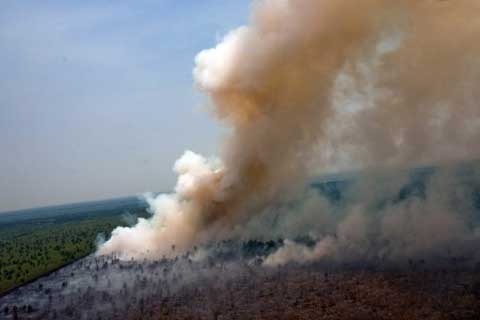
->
[2, 164, 480, 319]
[1, 247, 480, 320]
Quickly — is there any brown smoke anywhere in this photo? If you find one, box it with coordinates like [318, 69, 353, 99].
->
[98, 0, 480, 259]
[319, 0, 480, 171]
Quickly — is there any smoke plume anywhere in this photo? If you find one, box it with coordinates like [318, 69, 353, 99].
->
[98, 0, 480, 260]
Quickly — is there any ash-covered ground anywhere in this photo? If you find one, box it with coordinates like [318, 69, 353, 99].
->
[1, 241, 480, 320]
[4, 165, 480, 320]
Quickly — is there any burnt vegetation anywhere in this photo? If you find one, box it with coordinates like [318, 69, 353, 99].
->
[1, 246, 480, 320]
[2, 164, 480, 319]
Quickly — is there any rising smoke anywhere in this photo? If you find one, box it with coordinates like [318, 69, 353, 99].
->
[98, 0, 480, 262]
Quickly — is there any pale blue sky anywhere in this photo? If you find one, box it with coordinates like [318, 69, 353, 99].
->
[0, 0, 250, 211]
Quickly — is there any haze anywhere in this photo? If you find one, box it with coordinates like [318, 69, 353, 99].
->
[0, 0, 249, 212]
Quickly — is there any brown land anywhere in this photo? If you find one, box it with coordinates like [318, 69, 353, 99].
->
[138, 266, 480, 320]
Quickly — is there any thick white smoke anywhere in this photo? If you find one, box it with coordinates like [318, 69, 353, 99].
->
[98, 0, 480, 261]
[97, 151, 223, 257]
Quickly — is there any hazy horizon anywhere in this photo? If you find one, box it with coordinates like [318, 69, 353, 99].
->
[0, 0, 249, 212]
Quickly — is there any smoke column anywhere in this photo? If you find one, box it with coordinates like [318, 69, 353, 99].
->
[98, 0, 480, 259]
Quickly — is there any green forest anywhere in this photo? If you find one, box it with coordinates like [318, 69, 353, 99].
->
[0, 198, 148, 294]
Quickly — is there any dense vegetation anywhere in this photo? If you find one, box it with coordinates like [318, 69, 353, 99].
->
[0, 197, 148, 294]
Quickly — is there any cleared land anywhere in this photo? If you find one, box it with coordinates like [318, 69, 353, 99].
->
[1, 253, 479, 320]
[2, 165, 480, 318]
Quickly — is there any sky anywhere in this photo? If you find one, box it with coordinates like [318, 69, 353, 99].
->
[0, 0, 250, 212]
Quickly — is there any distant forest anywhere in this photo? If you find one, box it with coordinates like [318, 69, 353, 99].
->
[0, 197, 149, 295]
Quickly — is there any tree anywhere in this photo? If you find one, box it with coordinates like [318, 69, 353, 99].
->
[12, 305, 18, 320]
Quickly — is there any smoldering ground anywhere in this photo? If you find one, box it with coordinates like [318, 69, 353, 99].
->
[4, 1, 480, 319]
[96, 0, 480, 268]
[2, 227, 480, 320]
[5, 165, 480, 319]
[0, 252, 262, 320]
